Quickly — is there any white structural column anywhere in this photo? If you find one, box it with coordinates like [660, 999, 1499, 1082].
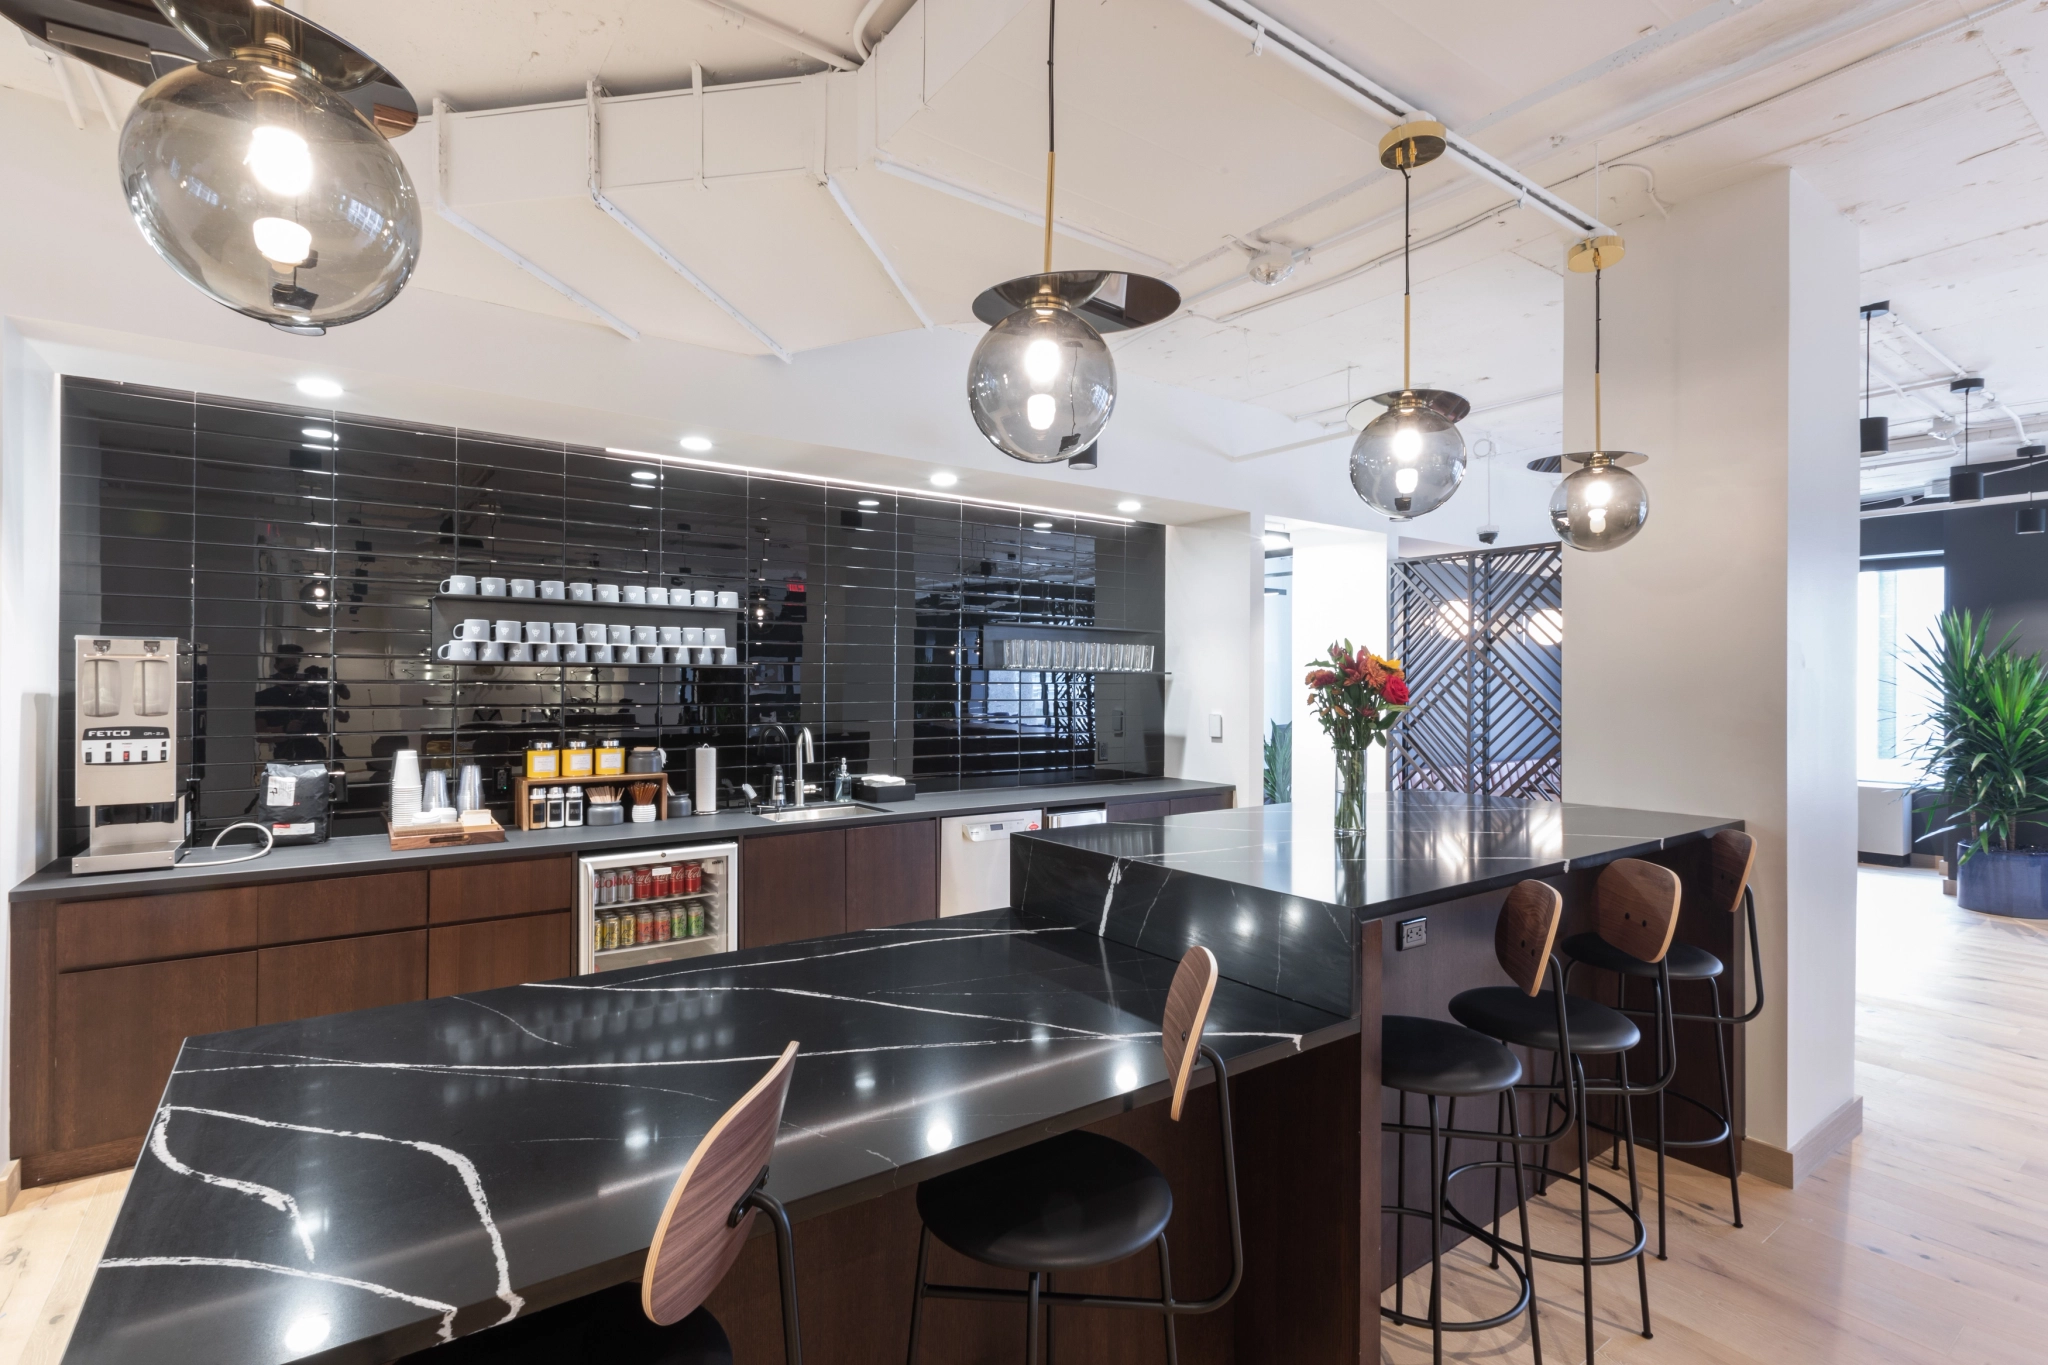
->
[1561, 169, 1860, 1185]
[1164, 515, 1263, 803]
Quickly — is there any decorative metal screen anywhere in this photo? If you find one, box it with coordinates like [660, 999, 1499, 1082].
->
[1389, 543, 1562, 798]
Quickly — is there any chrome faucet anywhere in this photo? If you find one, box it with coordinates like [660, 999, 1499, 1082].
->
[794, 727, 814, 807]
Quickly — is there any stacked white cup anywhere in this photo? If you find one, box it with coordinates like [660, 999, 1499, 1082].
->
[391, 749, 423, 825]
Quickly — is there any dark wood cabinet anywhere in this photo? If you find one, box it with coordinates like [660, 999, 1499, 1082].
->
[743, 828, 847, 947]
[1107, 798, 1173, 822]
[427, 911, 574, 996]
[56, 885, 261, 971]
[1169, 790, 1235, 815]
[256, 929, 428, 1024]
[257, 871, 427, 944]
[847, 819, 938, 931]
[51, 951, 257, 1155]
[429, 856, 574, 925]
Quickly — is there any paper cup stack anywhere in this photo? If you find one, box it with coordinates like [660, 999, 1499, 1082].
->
[391, 750, 423, 824]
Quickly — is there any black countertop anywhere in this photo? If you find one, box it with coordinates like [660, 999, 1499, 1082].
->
[13, 778, 1232, 904]
[62, 909, 1346, 1365]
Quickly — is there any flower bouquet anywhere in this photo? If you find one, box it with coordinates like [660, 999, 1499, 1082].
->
[1303, 641, 1409, 830]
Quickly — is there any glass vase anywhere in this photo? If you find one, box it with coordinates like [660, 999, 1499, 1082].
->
[1333, 747, 1368, 833]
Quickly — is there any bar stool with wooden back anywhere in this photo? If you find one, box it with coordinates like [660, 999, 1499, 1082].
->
[906, 945, 1240, 1364]
[1447, 858, 1681, 1364]
[1562, 829, 1761, 1257]
[401, 1041, 804, 1365]
[1380, 878, 1574, 1365]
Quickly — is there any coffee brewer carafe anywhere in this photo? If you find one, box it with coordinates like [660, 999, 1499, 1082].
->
[73, 636, 185, 874]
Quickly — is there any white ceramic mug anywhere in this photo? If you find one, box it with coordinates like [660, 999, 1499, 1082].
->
[561, 643, 587, 663]
[568, 581, 594, 602]
[693, 589, 717, 607]
[607, 623, 631, 645]
[453, 618, 491, 640]
[588, 644, 612, 663]
[632, 624, 657, 646]
[439, 574, 477, 596]
[552, 622, 578, 643]
[540, 580, 566, 600]
[719, 647, 739, 665]
[525, 620, 550, 642]
[646, 587, 669, 606]
[502, 641, 531, 663]
[531, 642, 557, 664]
[493, 619, 522, 643]
[480, 577, 507, 597]
[623, 585, 647, 605]
[510, 579, 536, 598]
[682, 627, 705, 647]
[596, 583, 621, 603]
[581, 622, 609, 645]
[704, 627, 727, 647]
[716, 590, 739, 609]
[640, 645, 663, 664]
[659, 626, 683, 647]
[690, 646, 713, 665]
[476, 641, 506, 662]
[436, 640, 475, 661]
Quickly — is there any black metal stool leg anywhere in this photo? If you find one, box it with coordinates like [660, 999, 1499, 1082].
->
[1506, 1091, 1545, 1365]
[906, 1224, 929, 1365]
[1394, 1090, 1408, 1320]
[1428, 1094, 1445, 1365]
[1156, 1235, 1179, 1365]
[1574, 1057, 1596, 1365]
[1043, 1271, 1053, 1364]
[1619, 1025, 1654, 1339]
[1025, 1271, 1040, 1365]
[1652, 982, 1668, 1260]
[1489, 1090, 1505, 1270]
[1710, 983, 1744, 1229]
[1612, 975, 1628, 1171]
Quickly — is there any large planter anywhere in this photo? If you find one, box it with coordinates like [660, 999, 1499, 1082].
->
[1955, 847, 2048, 918]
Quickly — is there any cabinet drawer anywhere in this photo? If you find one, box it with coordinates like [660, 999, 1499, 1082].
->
[1106, 799, 1172, 823]
[257, 930, 428, 1024]
[257, 871, 427, 944]
[429, 856, 574, 925]
[56, 886, 262, 971]
[1169, 791, 1234, 815]
[427, 912, 574, 996]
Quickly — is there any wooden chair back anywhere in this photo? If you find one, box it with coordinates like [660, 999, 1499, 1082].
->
[1162, 946, 1219, 1121]
[642, 1041, 799, 1326]
[1596, 859, 1682, 964]
[1708, 829, 1757, 917]
[1494, 880, 1563, 996]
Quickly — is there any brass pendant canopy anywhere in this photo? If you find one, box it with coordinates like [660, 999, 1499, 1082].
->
[1378, 119, 1447, 171]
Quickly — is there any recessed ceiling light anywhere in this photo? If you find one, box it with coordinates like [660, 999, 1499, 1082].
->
[1116, 499, 1141, 513]
[857, 498, 880, 508]
[929, 471, 958, 488]
[631, 470, 658, 482]
[295, 377, 343, 399]
[301, 426, 334, 441]
[678, 435, 713, 453]
[1032, 520, 1053, 530]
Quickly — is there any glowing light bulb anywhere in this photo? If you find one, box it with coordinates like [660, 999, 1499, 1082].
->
[1026, 393, 1057, 431]
[252, 216, 311, 265]
[246, 125, 312, 196]
[1392, 424, 1424, 461]
[1585, 478, 1613, 507]
[1588, 507, 1608, 534]
[1394, 468, 1420, 496]
[1023, 337, 1063, 385]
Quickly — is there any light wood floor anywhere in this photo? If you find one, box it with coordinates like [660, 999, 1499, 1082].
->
[3, 868, 2038, 1365]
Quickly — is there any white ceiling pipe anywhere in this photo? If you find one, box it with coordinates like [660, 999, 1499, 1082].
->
[851, 0, 891, 58]
[584, 83, 790, 361]
[681, 0, 859, 71]
[872, 153, 1177, 275]
[825, 174, 933, 328]
[432, 99, 639, 341]
[1882, 311, 2032, 443]
[1180, 0, 1613, 240]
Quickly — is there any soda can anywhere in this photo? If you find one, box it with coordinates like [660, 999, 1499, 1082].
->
[637, 909, 654, 944]
[687, 904, 705, 937]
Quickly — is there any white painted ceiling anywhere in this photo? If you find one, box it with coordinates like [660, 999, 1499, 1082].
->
[6, 0, 2045, 519]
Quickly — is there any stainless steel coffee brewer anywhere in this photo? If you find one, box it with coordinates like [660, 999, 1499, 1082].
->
[73, 636, 185, 874]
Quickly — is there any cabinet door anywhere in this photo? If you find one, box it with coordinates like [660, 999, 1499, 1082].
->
[257, 930, 428, 1024]
[1169, 790, 1235, 815]
[56, 885, 261, 971]
[52, 952, 257, 1151]
[256, 872, 428, 945]
[427, 912, 574, 996]
[429, 856, 574, 925]
[1107, 799, 1173, 822]
[847, 819, 938, 931]
[742, 828, 847, 948]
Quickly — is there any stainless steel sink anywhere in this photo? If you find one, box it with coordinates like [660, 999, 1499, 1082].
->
[752, 802, 891, 823]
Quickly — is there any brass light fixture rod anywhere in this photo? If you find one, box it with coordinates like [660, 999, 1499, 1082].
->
[1567, 234, 1626, 455]
[1378, 120, 1444, 395]
[1043, 0, 1057, 273]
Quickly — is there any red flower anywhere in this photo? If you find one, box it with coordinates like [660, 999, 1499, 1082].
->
[1306, 669, 1339, 689]
[1383, 677, 1410, 704]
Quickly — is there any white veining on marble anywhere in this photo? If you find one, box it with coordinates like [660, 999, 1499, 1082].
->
[148, 1107, 318, 1260]
[454, 995, 570, 1047]
[526, 979, 1129, 1041]
[1097, 858, 1125, 935]
[97, 1257, 461, 1342]
[626, 926, 1078, 986]
[156, 1104, 525, 1323]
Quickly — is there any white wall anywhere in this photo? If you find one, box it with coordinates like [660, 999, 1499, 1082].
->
[1561, 169, 1859, 1167]
[1289, 525, 1392, 825]
[1163, 515, 1262, 803]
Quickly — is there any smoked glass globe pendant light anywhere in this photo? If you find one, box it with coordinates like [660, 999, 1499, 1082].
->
[118, 1, 421, 334]
[967, 0, 1178, 464]
[1550, 234, 1651, 551]
[1349, 120, 1470, 518]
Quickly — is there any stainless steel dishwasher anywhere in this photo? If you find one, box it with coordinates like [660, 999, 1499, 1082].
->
[938, 809, 1043, 916]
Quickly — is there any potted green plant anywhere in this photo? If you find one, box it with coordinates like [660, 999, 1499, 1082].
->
[1911, 610, 2048, 918]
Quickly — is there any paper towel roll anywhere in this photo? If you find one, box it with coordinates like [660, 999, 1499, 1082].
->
[694, 745, 716, 814]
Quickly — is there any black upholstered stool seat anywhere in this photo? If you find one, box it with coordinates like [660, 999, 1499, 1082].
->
[398, 1283, 731, 1364]
[1451, 985, 1642, 1056]
[917, 1128, 1175, 1272]
[1563, 931, 1724, 981]
[1383, 1015, 1524, 1096]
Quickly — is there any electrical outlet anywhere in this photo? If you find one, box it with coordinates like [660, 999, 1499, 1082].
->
[1397, 917, 1427, 951]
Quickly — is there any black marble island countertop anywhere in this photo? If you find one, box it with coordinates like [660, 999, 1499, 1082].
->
[63, 911, 1347, 1365]
[1015, 795, 1740, 1015]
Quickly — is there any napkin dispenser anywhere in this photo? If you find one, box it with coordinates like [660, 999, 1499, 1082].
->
[853, 774, 916, 803]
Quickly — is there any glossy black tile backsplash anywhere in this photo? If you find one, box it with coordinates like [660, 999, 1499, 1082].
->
[58, 378, 1165, 848]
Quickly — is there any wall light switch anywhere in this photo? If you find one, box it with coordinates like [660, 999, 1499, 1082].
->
[1208, 712, 1224, 742]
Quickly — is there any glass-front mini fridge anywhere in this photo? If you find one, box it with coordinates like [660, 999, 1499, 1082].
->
[576, 841, 740, 974]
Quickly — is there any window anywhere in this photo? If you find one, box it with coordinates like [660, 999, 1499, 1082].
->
[1856, 567, 1944, 784]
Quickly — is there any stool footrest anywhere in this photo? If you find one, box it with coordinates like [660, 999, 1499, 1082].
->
[1378, 1204, 1533, 1334]
[1444, 1161, 1648, 1267]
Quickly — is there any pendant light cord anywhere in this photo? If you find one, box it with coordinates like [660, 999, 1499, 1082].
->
[1401, 167, 1412, 391]
[1864, 311, 1872, 421]
[1593, 261, 1603, 454]
[1043, 0, 1057, 274]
